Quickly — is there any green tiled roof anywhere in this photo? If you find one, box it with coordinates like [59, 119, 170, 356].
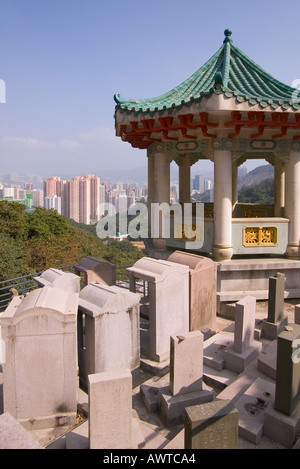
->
[114, 29, 300, 115]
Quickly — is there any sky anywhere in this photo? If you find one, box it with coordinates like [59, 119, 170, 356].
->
[0, 0, 300, 179]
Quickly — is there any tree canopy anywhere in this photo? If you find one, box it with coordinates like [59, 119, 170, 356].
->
[0, 201, 145, 282]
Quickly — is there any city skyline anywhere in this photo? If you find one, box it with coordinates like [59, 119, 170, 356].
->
[0, 1, 300, 177]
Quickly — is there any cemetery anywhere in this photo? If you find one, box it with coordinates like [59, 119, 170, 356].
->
[1, 28, 300, 450]
[0, 254, 300, 450]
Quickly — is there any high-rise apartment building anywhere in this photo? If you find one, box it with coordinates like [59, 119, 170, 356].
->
[193, 175, 205, 193]
[43, 174, 101, 224]
[44, 195, 62, 214]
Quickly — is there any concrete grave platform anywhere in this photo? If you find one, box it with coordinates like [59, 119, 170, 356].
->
[234, 377, 275, 444]
[203, 334, 233, 371]
[140, 377, 169, 412]
[264, 399, 300, 448]
[203, 331, 237, 389]
[261, 316, 288, 340]
[224, 341, 263, 374]
[158, 384, 213, 426]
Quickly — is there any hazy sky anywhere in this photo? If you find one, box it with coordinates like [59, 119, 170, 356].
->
[1, 0, 299, 178]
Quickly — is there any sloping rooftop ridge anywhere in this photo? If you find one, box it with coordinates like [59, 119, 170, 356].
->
[114, 29, 300, 115]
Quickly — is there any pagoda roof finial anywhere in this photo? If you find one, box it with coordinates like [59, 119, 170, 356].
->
[223, 29, 233, 43]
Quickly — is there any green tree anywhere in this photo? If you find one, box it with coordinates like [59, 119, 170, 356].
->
[0, 233, 27, 281]
[26, 207, 71, 239]
[0, 200, 28, 240]
[239, 178, 274, 205]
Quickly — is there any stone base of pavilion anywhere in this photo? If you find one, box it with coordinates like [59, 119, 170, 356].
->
[145, 239, 300, 316]
[216, 256, 300, 316]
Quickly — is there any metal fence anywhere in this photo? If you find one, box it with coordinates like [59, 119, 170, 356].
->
[0, 265, 75, 312]
[0, 264, 147, 312]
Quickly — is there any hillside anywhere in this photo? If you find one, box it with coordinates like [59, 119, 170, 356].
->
[238, 164, 274, 188]
[0, 201, 145, 283]
[192, 164, 274, 203]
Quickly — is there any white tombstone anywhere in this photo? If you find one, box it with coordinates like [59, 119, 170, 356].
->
[78, 283, 140, 390]
[127, 257, 189, 362]
[88, 369, 132, 449]
[1, 286, 78, 431]
[34, 268, 80, 293]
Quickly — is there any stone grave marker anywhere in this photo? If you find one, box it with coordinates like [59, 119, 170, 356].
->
[295, 305, 300, 325]
[88, 369, 132, 449]
[224, 296, 262, 373]
[74, 256, 116, 286]
[275, 323, 300, 416]
[168, 251, 217, 332]
[34, 267, 80, 293]
[78, 283, 140, 391]
[127, 257, 189, 362]
[262, 272, 288, 340]
[157, 331, 213, 426]
[1, 286, 78, 431]
[184, 399, 239, 449]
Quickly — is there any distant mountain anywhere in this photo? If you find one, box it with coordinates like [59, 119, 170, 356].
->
[95, 165, 179, 185]
[238, 164, 274, 188]
[95, 167, 147, 185]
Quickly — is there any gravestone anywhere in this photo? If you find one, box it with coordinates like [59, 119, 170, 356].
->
[295, 305, 300, 325]
[170, 331, 203, 395]
[78, 283, 140, 391]
[1, 286, 78, 431]
[262, 272, 288, 340]
[168, 251, 217, 332]
[127, 257, 189, 362]
[34, 267, 80, 293]
[184, 400, 239, 449]
[74, 256, 116, 286]
[224, 296, 262, 373]
[88, 369, 132, 449]
[275, 323, 300, 416]
[268, 272, 285, 322]
[157, 332, 213, 426]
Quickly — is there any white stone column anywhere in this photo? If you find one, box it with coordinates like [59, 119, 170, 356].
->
[152, 152, 171, 249]
[232, 161, 238, 210]
[285, 151, 300, 257]
[274, 158, 285, 217]
[212, 150, 233, 261]
[147, 150, 155, 237]
[178, 155, 191, 204]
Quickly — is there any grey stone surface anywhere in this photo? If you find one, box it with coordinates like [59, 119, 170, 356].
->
[275, 323, 300, 416]
[158, 384, 213, 427]
[233, 377, 275, 445]
[0, 412, 43, 449]
[268, 273, 286, 323]
[184, 399, 239, 449]
[257, 339, 277, 380]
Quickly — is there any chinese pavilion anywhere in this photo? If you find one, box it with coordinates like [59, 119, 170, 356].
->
[114, 29, 300, 275]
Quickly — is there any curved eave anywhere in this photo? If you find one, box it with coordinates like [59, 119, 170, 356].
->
[114, 46, 224, 116]
[114, 41, 300, 118]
